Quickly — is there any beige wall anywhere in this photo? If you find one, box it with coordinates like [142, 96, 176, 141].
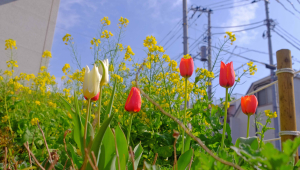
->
[0, 0, 60, 76]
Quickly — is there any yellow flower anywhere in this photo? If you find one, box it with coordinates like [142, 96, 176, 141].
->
[5, 39, 17, 50]
[61, 76, 66, 80]
[124, 45, 135, 61]
[1, 115, 9, 123]
[62, 63, 71, 75]
[90, 37, 101, 47]
[62, 33, 72, 43]
[91, 114, 95, 119]
[183, 54, 191, 59]
[100, 16, 111, 26]
[264, 110, 277, 119]
[101, 30, 113, 39]
[117, 43, 124, 51]
[67, 112, 72, 119]
[222, 102, 230, 108]
[42, 50, 52, 58]
[40, 66, 47, 71]
[143, 35, 157, 48]
[35, 101, 41, 105]
[118, 17, 129, 28]
[31, 118, 39, 126]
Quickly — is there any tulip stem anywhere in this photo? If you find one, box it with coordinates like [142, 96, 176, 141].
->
[127, 113, 134, 146]
[221, 88, 229, 149]
[97, 86, 103, 128]
[84, 99, 91, 148]
[182, 78, 188, 154]
[247, 115, 250, 138]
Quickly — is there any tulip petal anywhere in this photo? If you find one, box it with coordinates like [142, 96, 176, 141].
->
[241, 96, 247, 114]
[226, 62, 235, 87]
[219, 61, 227, 87]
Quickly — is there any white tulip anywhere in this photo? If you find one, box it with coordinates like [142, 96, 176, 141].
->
[83, 65, 101, 99]
[98, 59, 109, 86]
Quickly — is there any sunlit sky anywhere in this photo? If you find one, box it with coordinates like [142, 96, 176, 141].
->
[49, 0, 300, 100]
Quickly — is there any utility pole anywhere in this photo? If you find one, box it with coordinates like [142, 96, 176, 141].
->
[264, 0, 280, 149]
[207, 11, 212, 100]
[183, 0, 190, 108]
[190, 6, 212, 100]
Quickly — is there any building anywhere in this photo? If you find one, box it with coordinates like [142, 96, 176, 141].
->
[229, 74, 300, 150]
[0, 0, 60, 76]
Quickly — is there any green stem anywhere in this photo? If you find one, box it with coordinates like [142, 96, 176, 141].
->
[247, 115, 250, 138]
[97, 86, 103, 128]
[221, 88, 229, 149]
[83, 99, 91, 148]
[127, 113, 134, 146]
[182, 78, 188, 154]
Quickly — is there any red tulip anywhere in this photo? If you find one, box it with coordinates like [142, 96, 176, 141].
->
[180, 57, 194, 78]
[219, 61, 235, 88]
[84, 92, 100, 101]
[241, 95, 258, 115]
[125, 87, 141, 112]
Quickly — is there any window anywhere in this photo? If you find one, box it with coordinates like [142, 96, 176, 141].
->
[257, 86, 272, 106]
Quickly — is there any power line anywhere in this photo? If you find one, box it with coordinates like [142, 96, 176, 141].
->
[211, 20, 263, 28]
[213, 0, 261, 11]
[158, 19, 182, 44]
[165, 34, 182, 50]
[235, 46, 271, 55]
[204, 0, 248, 7]
[208, 0, 252, 9]
[274, 28, 300, 47]
[286, 0, 300, 15]
[212, 24, 265, 35]
[212, 46, 273, 66]
[272, 29, 300, 51]
[276, 25, 300, 44]
[275, 0, 300, 20]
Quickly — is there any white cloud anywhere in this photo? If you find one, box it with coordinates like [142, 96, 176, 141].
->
[222, 0, 259, 44]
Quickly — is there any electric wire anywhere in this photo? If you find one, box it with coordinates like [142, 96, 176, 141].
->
[274, 28, 300, 47]
[207, 0, 252, 9]
[159, 19, 182, 44]
[213, 1, 261, 11]
[235, 46, 270, 55]
[274, 0, 300, 20]
[211, 20, 263, 28]
[165, 34, 182, 51]
[272, 29, 300, 51]
[286, 0, 300, 15]
[276, 25, 300, 44]
[212, 24, 265, 35]
[205, 0, 248, 7]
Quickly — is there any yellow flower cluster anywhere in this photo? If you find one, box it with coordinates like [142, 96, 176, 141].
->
[63, 88, 71, 96]
[117, 43, 124, 51]
[1, 115, 9, 123]
[183, 54, 191, 59]
[67, 112, 72, 119]
[68, 68, 85, 82]
[48, 101, 57, 108]
[196, 68, 214, 80]
[101, 30, 113, 39]
[143, 35, 157, 47]
[112, 74, 123, 83]
[62, 63, 71, 75]
[101, 16, 111, 26]
[109, 65, 114, 72]
[35, 101, 41, 105]
[222, 102, 230, 108]
[246, 61, 257, 75]
[5, 39, 17, 50]
[265, 110, 277, 119]
[194, 88, 207, 96]
[19, 73, 35, 81]
[118, 62, 130, 72]
[225, 32, 236, 44]
[6, 60, 18, 68]
[118, 17, 129, 28]
[40, 66, 47, 71]
[31, 118, 39, 126]
[90, 38, 101, 46]
[124, 45, 135, 61]
[62, 33, 72, 45]
[42, 50, 52, 58]
[4, 70, 13, 77]
[162, 54, 170, 62]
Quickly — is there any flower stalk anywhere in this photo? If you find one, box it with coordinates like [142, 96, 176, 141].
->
[182, 78, 188, 154]
[127, 113, 134, 145]
[97, 85, 103, 128]
[221, 88, 229, 149]
[247, 115, 250, 138]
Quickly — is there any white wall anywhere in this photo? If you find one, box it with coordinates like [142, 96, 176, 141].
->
[0, 0, 60, 76]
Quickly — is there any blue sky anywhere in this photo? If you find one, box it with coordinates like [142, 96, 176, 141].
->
[50, 0, 300, 100]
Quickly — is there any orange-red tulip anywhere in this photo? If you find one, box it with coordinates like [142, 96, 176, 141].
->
[84, 92, 100, 101]
[180, 57, 194, 78]
[219, 61, 235, 88]
[125, 87, 141, 112]
[241, 95, 258, 115]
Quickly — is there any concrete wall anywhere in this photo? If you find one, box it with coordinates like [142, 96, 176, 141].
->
[0, 0, 60, 76]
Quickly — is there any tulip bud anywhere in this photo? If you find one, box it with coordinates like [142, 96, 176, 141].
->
[219, 61, 235, 88]
[83, 65, 101, 99]
[125, 87, 141, 113]
[84, 92, 100, 101]
[241, 95, 258, 116]
[98, 59, 109, 86]
[173, 130, 180, 139]
[179, 55, 194, 78]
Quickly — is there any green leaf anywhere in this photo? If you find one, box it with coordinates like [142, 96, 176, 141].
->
[59, 94, 84, 154]
[98, 128, 116, 170]
[234, 136, 259, 165]
[156, 145, 173, 158]
[184, 135, 191, 151]
[115, 125, 129, 170]
[90, 82, 117, 167]
[144, 161, 160, 170]
[128, 143, 143, 170]
[110, 155, 117, 170]
[282, 137, 300, 157]
[177, 149, 193, 170]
